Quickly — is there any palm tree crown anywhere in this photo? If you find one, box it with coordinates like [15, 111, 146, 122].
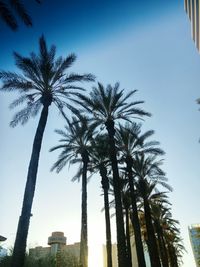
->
[50, 116, 96, 174]
[0, 35, 95, 127]
[75, 82, 150, 127]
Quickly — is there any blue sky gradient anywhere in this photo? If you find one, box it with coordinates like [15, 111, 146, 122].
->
[1, 1, 200, 266]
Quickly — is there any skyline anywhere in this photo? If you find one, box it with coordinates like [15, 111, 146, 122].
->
[1, 1, 200, 266]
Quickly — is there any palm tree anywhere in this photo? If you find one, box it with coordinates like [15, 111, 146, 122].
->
[133, 154, 172, 267]
[137, 181, 171, 267]
[75, 82, 150, 267]
[87, 134, 113, 267]
[142, 187, 185, 267]
[156, 209, 185, 267]
[0, 36, 94, 267]
[0, 0, 40, 31]
[50, 116, 96, 267]
[166, 230, 184, 267]
[151, 198, 171, 267]
[100, 165, 113, 267]
[121, 187, 132, 267]
[116, 122, 164, 267]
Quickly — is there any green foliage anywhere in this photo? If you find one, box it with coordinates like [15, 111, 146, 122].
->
[0, 251, 79, 267]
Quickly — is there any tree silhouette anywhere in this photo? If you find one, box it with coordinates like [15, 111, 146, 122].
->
[0, 0, 41, 30]
[50, 116, 96, 267]
[88, 134, 113, 267]
[75, 82, 150, 267]
[133, 154, 172, 267]
[0, 35, 94, 267]
[116, 122, 164, 267]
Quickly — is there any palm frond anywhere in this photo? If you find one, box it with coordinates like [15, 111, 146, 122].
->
[10, 0, 32, 26]
[64, 73, 95, 83]
[0, 0, 17, 30]
[10, 105, 33, 127]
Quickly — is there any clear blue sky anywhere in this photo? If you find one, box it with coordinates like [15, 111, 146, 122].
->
[1, 1, 200, 266]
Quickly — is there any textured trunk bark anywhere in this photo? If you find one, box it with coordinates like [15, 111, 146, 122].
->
[160, 227, 170, 267]
[125, 206, 132, 267]
[126, 156, 146, 267]
[11, 104, 49, 267]
[168, 245, 178, 267]
[143, 194, 161, 267]
[105, 119, 128, 267]
[80, 151, 89, 267]
[154, 220, 169, 267]
[100, 164, 113, 267]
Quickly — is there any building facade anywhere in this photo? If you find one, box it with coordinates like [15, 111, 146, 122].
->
[184, 0, 200, 52]
[29, 231, 80, 260]
[189, 224, 200, 267]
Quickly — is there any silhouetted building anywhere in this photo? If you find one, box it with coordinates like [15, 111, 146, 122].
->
[189, 224, 200, 267]
[184, 0, 200, 52]
[29, 231, 80, 259]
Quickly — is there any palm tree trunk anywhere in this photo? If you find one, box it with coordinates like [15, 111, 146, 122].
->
[143, 195, 161, 267]
[11, 104, 49, 267]
[160, 229, 170, 267]
[100, 164, 113, 267]
[168, 244, 178, 267]
[154, 220, 169, 267]
[126, 157, 146, 267]
[105, 119, 128, 267]
[125, 206, 132, 267]
[80, 151, 89, 267]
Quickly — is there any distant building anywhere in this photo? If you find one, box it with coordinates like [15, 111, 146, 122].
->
[29, 231, 80, 259]
[102, 235, 150, 267]
[189, 224, 200, 267]
[184, 0, 200, 52]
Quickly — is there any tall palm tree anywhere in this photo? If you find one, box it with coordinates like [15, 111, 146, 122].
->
[151, 197, 171, 267]
[145, 190, 185, 267]
[88, 134, 113, 267]
[0, 36, 94, 267]
[0, 0, 40, 30]
[121, 187, 132, 267]
[100, 165, 113, 267]
[50, 116, 96, 267]
[75, 82, 150, 267]
[156, 209, 185, 267]
[137, 181, 171, 267]
[116, 122, 164, 267]
[133, 154, 172, 267]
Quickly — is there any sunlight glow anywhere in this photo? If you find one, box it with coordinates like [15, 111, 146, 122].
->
[88, 225, 105, 267]
[88, 242, 103, 267]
